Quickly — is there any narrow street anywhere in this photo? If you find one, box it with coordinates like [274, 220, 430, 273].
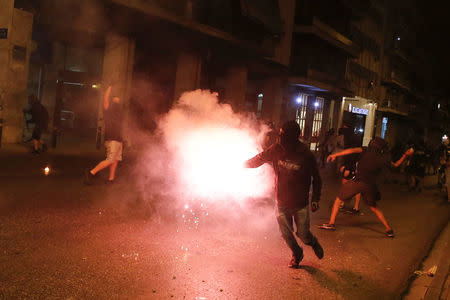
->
[1, 148, 448, 299]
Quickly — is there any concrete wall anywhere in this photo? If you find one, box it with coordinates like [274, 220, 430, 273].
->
[0, 0, 33, 144]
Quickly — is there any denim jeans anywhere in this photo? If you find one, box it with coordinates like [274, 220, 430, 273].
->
[276, 206, 316, 260]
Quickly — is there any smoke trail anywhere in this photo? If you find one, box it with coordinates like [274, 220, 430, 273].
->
[139, 89, 275, 222]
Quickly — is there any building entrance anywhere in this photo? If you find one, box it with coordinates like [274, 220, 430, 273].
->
[343, 110, 366, 146]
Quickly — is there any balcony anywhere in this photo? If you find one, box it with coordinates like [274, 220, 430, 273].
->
[294, 17, 359, 57]
[381, 71, 412, 92]
[107, 0, 273, 56]
[289, 59, 353, 96]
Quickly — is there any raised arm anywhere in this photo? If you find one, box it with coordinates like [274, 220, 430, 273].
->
[245, 149, 272, 168]
[244, 145, 276, 168]
[103, 85, 112, 111]
[327, 147, 363, 162]
[391, 148, 414, 168]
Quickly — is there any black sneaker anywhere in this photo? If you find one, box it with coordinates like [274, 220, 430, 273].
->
[84, 169, 95, 185]
[105, 179, 114, 185]
[339, 204, 345, 211]
[288, 253, 303, 268]
[385, 229, 395, 238]
[318, 223, 336, 231]
[344, 208, 361, 215]
[31, 150, 40, 155]
[311, 239, 324, 259]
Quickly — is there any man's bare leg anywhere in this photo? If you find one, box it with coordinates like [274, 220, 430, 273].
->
[90, 160, 113, 175]
[108, 161, 118, 181]
[369, 206, 391, 231]
[33, 139, 39, 151]
[329, 197, 344, 224]
[353, 193, 361, 211]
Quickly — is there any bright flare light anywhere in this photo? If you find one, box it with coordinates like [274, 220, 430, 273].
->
[179, 127, 265, 199]
[160, 90, 274, 205]
[44, 166, 50, 176]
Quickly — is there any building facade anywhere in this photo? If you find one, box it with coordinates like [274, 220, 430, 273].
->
[0, 0, 437, 150]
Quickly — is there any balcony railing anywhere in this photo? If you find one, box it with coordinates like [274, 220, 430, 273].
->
[290, 58, 351, 94]
[382, 71, 411, 92]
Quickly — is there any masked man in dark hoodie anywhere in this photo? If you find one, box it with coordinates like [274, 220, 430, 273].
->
[245, 120, 324, 268]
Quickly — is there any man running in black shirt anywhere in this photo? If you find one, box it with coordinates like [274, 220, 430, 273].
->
[319, 137, 414, 237]
[85, 85, 124, 184]
[245, 120, 324, 268]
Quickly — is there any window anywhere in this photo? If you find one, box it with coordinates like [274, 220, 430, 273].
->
[312, 97, 324, 137]
[12, 45, 27, 61]
[295, 94, 308, 137]
[256, 93, 263, 117]
[0, 28, 7, 39]
[381, 117, 388, 139]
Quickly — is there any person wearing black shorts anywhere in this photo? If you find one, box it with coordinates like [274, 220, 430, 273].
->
[25, 95, 49, 154]
[319, 137, 414, 237]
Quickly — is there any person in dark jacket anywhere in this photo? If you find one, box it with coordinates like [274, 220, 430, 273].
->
[25, 95, 49, 154]
[245, 120, 324, 268]
[405, 140, 427, 192]
[319, 137, 414, 237]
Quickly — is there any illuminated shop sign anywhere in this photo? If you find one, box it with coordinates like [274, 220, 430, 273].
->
[352, 107, 369, 115]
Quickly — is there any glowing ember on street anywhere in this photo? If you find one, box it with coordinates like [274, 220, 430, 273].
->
[44, 166, 50, 176]
[158, 90, 274, 206]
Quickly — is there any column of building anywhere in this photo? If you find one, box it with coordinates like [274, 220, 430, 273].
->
[101, 32, 135, 146]
[225, 65, 248, 112]
[173, 51, 202, 102]
[261, 77, 284, 126]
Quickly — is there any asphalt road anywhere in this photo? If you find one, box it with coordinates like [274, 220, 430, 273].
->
[0, 149, 449, 299]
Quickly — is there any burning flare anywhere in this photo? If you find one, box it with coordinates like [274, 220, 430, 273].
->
[158, 90, 274, 205]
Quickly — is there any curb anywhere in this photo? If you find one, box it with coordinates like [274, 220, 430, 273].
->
[424, 229, 450, 300]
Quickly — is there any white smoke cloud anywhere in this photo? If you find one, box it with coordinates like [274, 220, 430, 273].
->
[138, 89, 275, 221]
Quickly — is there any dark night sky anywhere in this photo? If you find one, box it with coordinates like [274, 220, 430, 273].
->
[417, 1, 450, 95]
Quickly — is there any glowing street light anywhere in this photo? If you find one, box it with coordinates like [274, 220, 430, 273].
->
[314, 101, 319, 108]
[44, 166, 50, 176]
[296, 97, 302, 104]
